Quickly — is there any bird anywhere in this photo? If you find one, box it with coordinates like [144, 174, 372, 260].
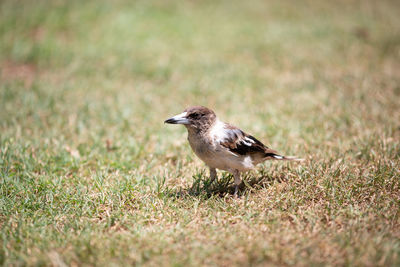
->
[164, 106, 303, 196]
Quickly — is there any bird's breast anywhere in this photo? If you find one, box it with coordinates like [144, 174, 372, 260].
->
[187, 133, 246, 171]
[187, 134, 212, 157]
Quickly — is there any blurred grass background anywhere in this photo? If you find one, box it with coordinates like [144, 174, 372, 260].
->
[1, 0, 399, 266]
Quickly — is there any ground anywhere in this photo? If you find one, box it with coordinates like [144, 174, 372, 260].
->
[1, 0, 399, 266]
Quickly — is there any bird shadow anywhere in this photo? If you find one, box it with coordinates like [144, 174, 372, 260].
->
[168, 168, 283, 199]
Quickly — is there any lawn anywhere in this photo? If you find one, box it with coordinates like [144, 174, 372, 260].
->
[1, 0, 399, 265]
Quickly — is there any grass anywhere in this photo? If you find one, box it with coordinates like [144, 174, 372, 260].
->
[1, 0, 399, 265]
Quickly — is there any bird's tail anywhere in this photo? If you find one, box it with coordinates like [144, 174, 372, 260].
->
[265, 153, 304, 162]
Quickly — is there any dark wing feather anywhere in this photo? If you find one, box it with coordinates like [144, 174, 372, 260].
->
[219, 124, 278, 157]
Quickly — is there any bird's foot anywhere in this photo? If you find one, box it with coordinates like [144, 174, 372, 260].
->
[233, 185, 239, 198]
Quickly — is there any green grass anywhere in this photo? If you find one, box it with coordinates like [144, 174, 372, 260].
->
[1, 0, 400, 265]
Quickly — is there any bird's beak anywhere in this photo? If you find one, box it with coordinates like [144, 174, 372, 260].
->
[164, 112, 190, 125]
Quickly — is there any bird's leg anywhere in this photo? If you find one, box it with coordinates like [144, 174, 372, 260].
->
[209, 167, 217, 183]
[233, 169, 241, 197]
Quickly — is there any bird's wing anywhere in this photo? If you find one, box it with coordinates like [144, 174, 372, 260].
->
[218, 123, 278, 157]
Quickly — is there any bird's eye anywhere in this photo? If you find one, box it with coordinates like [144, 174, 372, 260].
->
[188, 113, 200, 119]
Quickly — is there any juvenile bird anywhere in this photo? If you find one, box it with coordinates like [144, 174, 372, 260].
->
[164, 106, 303, 196]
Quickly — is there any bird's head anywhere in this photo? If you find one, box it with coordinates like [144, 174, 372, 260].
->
[164, 106, 217, 132]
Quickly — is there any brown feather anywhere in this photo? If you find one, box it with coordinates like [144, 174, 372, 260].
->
[219, 124, 279, 157]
